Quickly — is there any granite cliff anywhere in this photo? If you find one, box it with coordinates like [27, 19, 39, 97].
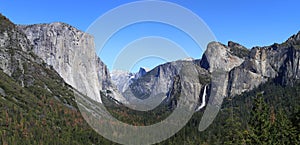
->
[199, 32, 300, 98]
[18, 23, 123, 102]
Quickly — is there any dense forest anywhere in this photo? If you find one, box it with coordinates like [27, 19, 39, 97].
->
[101, 79, 300, 145]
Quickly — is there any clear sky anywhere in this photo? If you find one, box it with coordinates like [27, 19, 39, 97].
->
[1, 0, 300, 72]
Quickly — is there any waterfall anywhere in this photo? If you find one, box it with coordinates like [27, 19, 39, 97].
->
[195, 85, 207, 112]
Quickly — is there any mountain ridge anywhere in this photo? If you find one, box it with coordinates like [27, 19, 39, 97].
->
[0, 13, 299, 144]
[14, 15, 300, 105]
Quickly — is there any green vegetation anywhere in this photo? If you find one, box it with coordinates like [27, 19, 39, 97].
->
[0, 14, 15, 32]
[0, 68, 117, 144]
[100, 80, 300, 145]
[294, 45, 300, 50]
[229, 45, 250, 58]
[245, 95, 299, 145]
[102, 93, 172, 126]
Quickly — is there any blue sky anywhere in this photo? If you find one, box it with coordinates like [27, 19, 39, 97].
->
[1, 0, 300, 72]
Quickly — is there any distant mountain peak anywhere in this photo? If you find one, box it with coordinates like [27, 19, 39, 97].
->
[181, 57, 194, 61]
[110, 67, 149, 93]
[137, 67, 147, 76]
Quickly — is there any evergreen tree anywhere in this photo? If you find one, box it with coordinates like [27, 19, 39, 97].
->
[291, 108, 300, 142]
[269, 109, 299, 145]
[246, 94, 300, 144]
[222, 106, 245, 144]
[246, 94, 272, 145]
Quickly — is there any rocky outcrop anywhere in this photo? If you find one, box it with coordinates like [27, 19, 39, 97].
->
[199, 41, 247, 98]
[227, 41, 250, 58]
[228, 33, 300, 94]
[18, 23, 115, 102]
[201, 32, 300, 97]
[200, 42, 245, 73]
[227, 46, 277, 96]
[0, 15, 34, 77]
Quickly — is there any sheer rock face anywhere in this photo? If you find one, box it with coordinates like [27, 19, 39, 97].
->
[227, 33, 300, 96]
[201, 32, 300, 97]
[199, 41, 246, 98]
[18, 23, 114, 102]
[227, 47, 277, 96]
[200, 42, 245, 73]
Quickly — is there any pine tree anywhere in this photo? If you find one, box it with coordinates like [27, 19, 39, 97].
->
[246, 94, 272, 145]
[246, 93, 300, 144]
[291, 108, 300, 142]
[269, 109, 299, 144]
[222, 106, 245, 144]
